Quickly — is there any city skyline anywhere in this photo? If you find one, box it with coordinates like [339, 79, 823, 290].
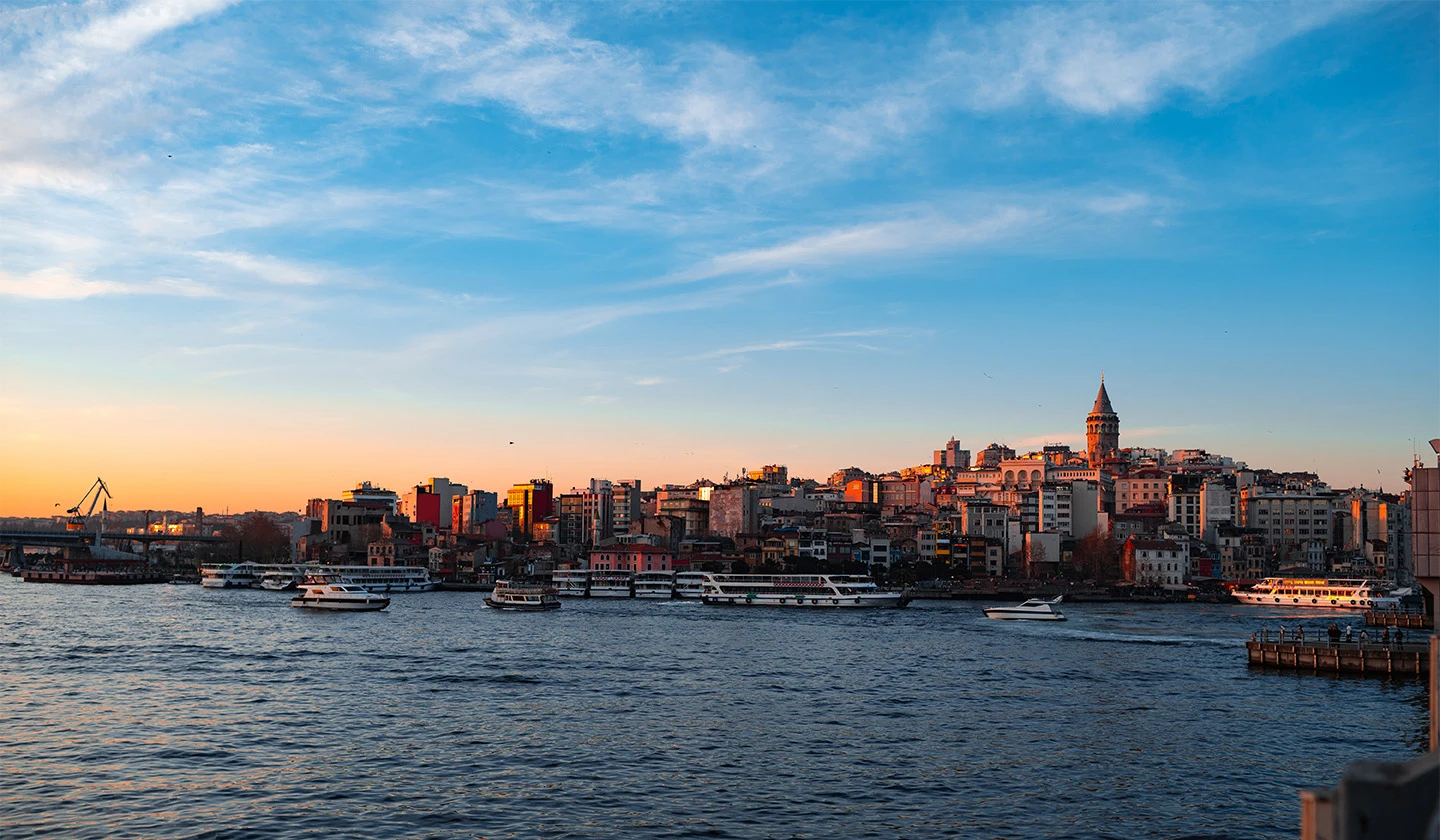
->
[2, 1, 1437, 516]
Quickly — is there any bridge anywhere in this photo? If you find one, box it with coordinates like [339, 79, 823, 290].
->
[0, 530, 227, 566]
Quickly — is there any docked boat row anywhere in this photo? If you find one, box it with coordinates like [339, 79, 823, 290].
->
[201, 563, 438, 593]
[551, 570, 707, 598]
[699, 573, 909, 608]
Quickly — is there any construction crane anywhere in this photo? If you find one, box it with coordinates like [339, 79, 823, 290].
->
[65, 477, 112, 539]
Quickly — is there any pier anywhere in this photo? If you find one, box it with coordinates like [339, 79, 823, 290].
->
[1363, 606, 1433, 630]
[1246, 631, 1430, 677]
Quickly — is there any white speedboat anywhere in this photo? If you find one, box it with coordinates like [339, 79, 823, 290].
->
[699, 573, 909, 608]
[485, 581, 561, 611]
[983, 596, 1066, 621]
[290, 579, 390, 611]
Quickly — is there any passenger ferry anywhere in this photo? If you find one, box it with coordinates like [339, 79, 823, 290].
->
[633, 571, 675, 599]
[699, 573, 909, 608]
[589, 571, 633, 597]
[674, 571, 706, 599]
[485, 581, 561, 611]
[1232, 578, 1399, 610]
[201, 563, 259, 588]
[322, 565, 438, 593]
[552, 570, 589, 597]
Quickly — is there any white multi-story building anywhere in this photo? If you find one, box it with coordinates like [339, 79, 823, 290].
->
[1125, 538, 1189, 588]
[1239, 487, 1336, 549]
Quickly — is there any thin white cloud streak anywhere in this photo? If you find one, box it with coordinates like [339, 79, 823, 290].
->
[0, 267, 219, 300]
[662, 206, 1035, 286]
[695, 330, 896, 361]
[192, 250, 327, 286]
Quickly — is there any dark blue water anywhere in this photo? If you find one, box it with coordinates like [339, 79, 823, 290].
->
[0, 576, 1427, 839]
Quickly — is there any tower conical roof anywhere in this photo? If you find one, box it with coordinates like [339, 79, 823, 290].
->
[1091, 380, 1114, 415]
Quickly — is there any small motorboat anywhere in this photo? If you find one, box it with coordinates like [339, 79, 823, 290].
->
[290, 579, 389, 611]
[983, 595, 1066, 621]
[485, 580, 561, 611]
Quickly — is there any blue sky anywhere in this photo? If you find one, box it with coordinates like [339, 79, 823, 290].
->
[0, 1, 1436, 513]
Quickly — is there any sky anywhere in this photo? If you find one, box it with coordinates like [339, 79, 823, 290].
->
[0, 0, 1436, 517]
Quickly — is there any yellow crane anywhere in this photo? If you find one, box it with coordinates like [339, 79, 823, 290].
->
[65, 477, 112, 537]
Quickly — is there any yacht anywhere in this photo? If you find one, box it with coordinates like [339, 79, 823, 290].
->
[699, 573, 909, 608]
[633, 571, 675, 599]
[674, 571, 706, 599]
[485, 581, 561, 611]
[290, 579, 390, 611]
[1232, 578, 1399, 610]
[983, 596, 1066, 621]
[200, 563, 258, 588]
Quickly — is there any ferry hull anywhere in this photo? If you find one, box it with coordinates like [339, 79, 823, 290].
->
[702, 593, 909, 608]
[485, 597, 561, 611]
[1233, 593, 1398, 610]
[290, 598, 389, 611]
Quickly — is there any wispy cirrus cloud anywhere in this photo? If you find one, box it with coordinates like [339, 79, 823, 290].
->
[0, 267, 218, 300]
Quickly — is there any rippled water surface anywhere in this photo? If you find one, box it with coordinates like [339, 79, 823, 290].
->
[0, 576, 1428, 839]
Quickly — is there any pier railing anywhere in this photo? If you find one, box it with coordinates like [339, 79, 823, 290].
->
[1245, 629, 1430, 677]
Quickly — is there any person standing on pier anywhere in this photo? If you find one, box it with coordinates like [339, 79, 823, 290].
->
[1381, 627, 1390, 645]
[1327, 623, 1340, 645]
[1395, 628, 1404, 645]
[1345, 625, 1353, 643]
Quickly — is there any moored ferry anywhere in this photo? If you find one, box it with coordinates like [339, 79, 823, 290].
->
[699, 573, 909, 608]
[589, 570, 633, 597]
[674, 571, 706, 599]
[1232, 578, 1398, 610]
[485, 580, 561, 611]
[552, 570, 589, 597]
[320, 565, 438, 593]
[201, 563, 259, 588]
[633, 571, 675, 599]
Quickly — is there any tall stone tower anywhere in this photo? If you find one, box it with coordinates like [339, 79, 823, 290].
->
[1086, 377, 1119, 467]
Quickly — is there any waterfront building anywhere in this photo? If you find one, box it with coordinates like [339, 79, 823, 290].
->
[1086, 378, 1120, 467]
[1238, 485, 1336, 551]
[974, 443, 1017, 469]
[612, 480, 642, 535]
[401, 478, 467, 530]
[342, 481, 399, 514]
[1167, 474, 1204, 539]
[557, 493, 584, 546]
[588, 544, 674, 572]
[1200, 478, 1236, 544]
[453, 490, 498, 535]
[1122, 537, 1189, 588]
[709, 485, 760, 538]
[1115, 469, 1169, 512]
[582, 479, 614, 545]
[507, 479, 554, 539]
[933, 438, 971, 470]
[658, 495, 709, 539]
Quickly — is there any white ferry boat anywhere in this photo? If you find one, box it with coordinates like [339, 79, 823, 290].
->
[316, 565, 438, 593]
[1233, 578, 1398, 610]
[674, 571, 706, 599]
[258, 569, 302, 591]
[290, 578, 389, 611]
[633, 571, 675, 599]
[485, 581, 561, 611]
[699, 573, 909, 608]
[200, 563, 258, 588]
[589, 571, 633, 598]
[552, 570, 589, 597]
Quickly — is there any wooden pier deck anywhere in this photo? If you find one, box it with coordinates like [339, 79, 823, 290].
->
[1246, 637, 1431, 677]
